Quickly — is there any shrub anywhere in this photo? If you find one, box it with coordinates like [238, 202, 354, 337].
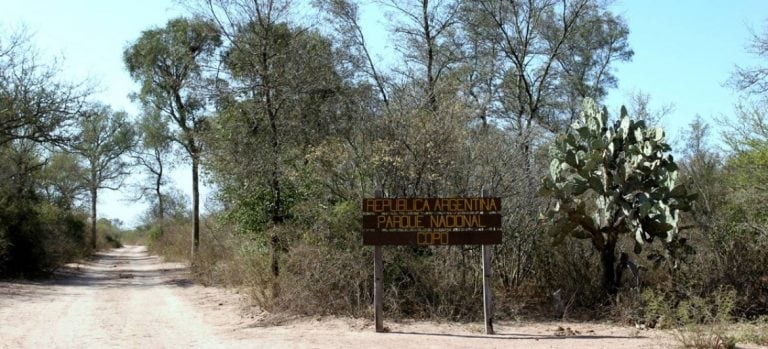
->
[0, 201, 88, 277]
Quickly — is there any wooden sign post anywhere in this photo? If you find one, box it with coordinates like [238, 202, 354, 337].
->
[481, 189, 494, 334]
[373, 190, 384, 333]
[363, 191, 502, 334]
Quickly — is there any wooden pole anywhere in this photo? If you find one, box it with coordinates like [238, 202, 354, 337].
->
[373, 189, 384, 332]
[481, 189, 495, 335]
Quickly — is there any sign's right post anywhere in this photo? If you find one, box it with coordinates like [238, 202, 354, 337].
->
[481, 189, 494, 335]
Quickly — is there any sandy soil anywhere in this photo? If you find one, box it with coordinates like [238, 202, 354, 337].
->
[0, 245, 750, 348]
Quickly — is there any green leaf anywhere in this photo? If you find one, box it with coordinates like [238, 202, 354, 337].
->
[669, 184, 687, 198]
[589, 174, 604, 194]
[577, 126, 591, 140]
[651, 127, 664, 141]
[633, 127, 644, 142]
[550, 158, 560, 180]
[618, 115, 630, 138]
[565, 150, 578, 167]
[642, 141, 653, 156]
[572, 177, 589, 195]
[664, 159, 678, 172]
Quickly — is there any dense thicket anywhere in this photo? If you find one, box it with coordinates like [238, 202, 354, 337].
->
[0, 29, 129, 276]
[119, 0, 768, 322]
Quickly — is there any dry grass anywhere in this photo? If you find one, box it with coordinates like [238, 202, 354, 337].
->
[674, 326, 736, 349]
[141, 206, 768, 333]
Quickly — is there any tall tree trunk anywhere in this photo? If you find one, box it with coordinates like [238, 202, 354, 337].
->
[269, 110, 281, 280]
[156, 158, 164, 236]
[600, 237, 618, 295]
[90, 187, 98, 249]
[191, 152, 200, 258]
[422, 0, 438, 113]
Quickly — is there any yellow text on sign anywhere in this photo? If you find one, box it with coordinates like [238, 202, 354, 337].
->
[417, 231, 449, 245]
[364, 198, 499, 212]
[376, 215, 487, 229]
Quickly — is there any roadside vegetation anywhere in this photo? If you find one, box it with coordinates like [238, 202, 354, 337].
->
[2, 0, 768, 347]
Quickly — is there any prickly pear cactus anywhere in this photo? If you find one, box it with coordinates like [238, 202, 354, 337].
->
[541, 98, 696, 253]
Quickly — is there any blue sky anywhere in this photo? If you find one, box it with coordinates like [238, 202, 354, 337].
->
[604, 0, 767, 136]
[1, 1, 765, 227]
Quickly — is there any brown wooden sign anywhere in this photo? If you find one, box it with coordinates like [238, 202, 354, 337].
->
[363, 214, 502, 230]
[363, 230, 502, 245]
[367, 192, 498, 334]
[363, 197, 501, 213]
[362, 197, 502, 246]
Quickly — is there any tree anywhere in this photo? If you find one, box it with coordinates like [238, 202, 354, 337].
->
[0, 28, 89, 147]
[718, 102, 768, 227]
[70, 105, 135, 249]
[679, 116, 723, 230]
[124, 17, 222, 258]
[197, 0, 346, 281]
[381, 0, 462, 112]
[722, 21, 768, 235]
[728, 21, 768, 96]
[0, 28, 91, 275]
[41, 151, 87, 210]
[724, 21, 768, 194]
[721, 101, 768, 156]
[541, 98, 695, 294]
[132, 110, 173, 235]
[315, 0, 391, 110]
[460, 0, 632, 153]
[0, 140, 88, 275]
[624, 89, 674, 128]
[553, 5, 633, 122]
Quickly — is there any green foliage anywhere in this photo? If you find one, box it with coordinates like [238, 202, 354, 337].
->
[542, 98, 696, 251]
[70, 104, 136, 248]
[140, 187, 190, 226]
[124, 17, 221, 112]
[132, 110, 174, 228]
[672, 104, 768, 317]
[218, 182, 302, 240]
[137, 110, 171, 151]
[0, 200, 88, 276]
[642, 286, 737, 329]
[72, 106, 136, 182]
[642, 287, 738, 349]
[96, 218, 124, 249]
[0, 28, 89, 147]
[0, 139, 89, 276]
[0, 28, 92, 277]
[147, 225, 163, 242]
[40, 152, 87, 210]
[125, 17, 223, 257]
[123, 17, 221, 147]
[720, 143, 768, 229]
[734, 320, 768, 346]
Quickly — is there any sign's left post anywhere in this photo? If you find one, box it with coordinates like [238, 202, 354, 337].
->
[373, 190, 384, 332]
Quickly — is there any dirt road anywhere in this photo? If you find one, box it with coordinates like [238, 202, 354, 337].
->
[0, 245, 679, 348]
